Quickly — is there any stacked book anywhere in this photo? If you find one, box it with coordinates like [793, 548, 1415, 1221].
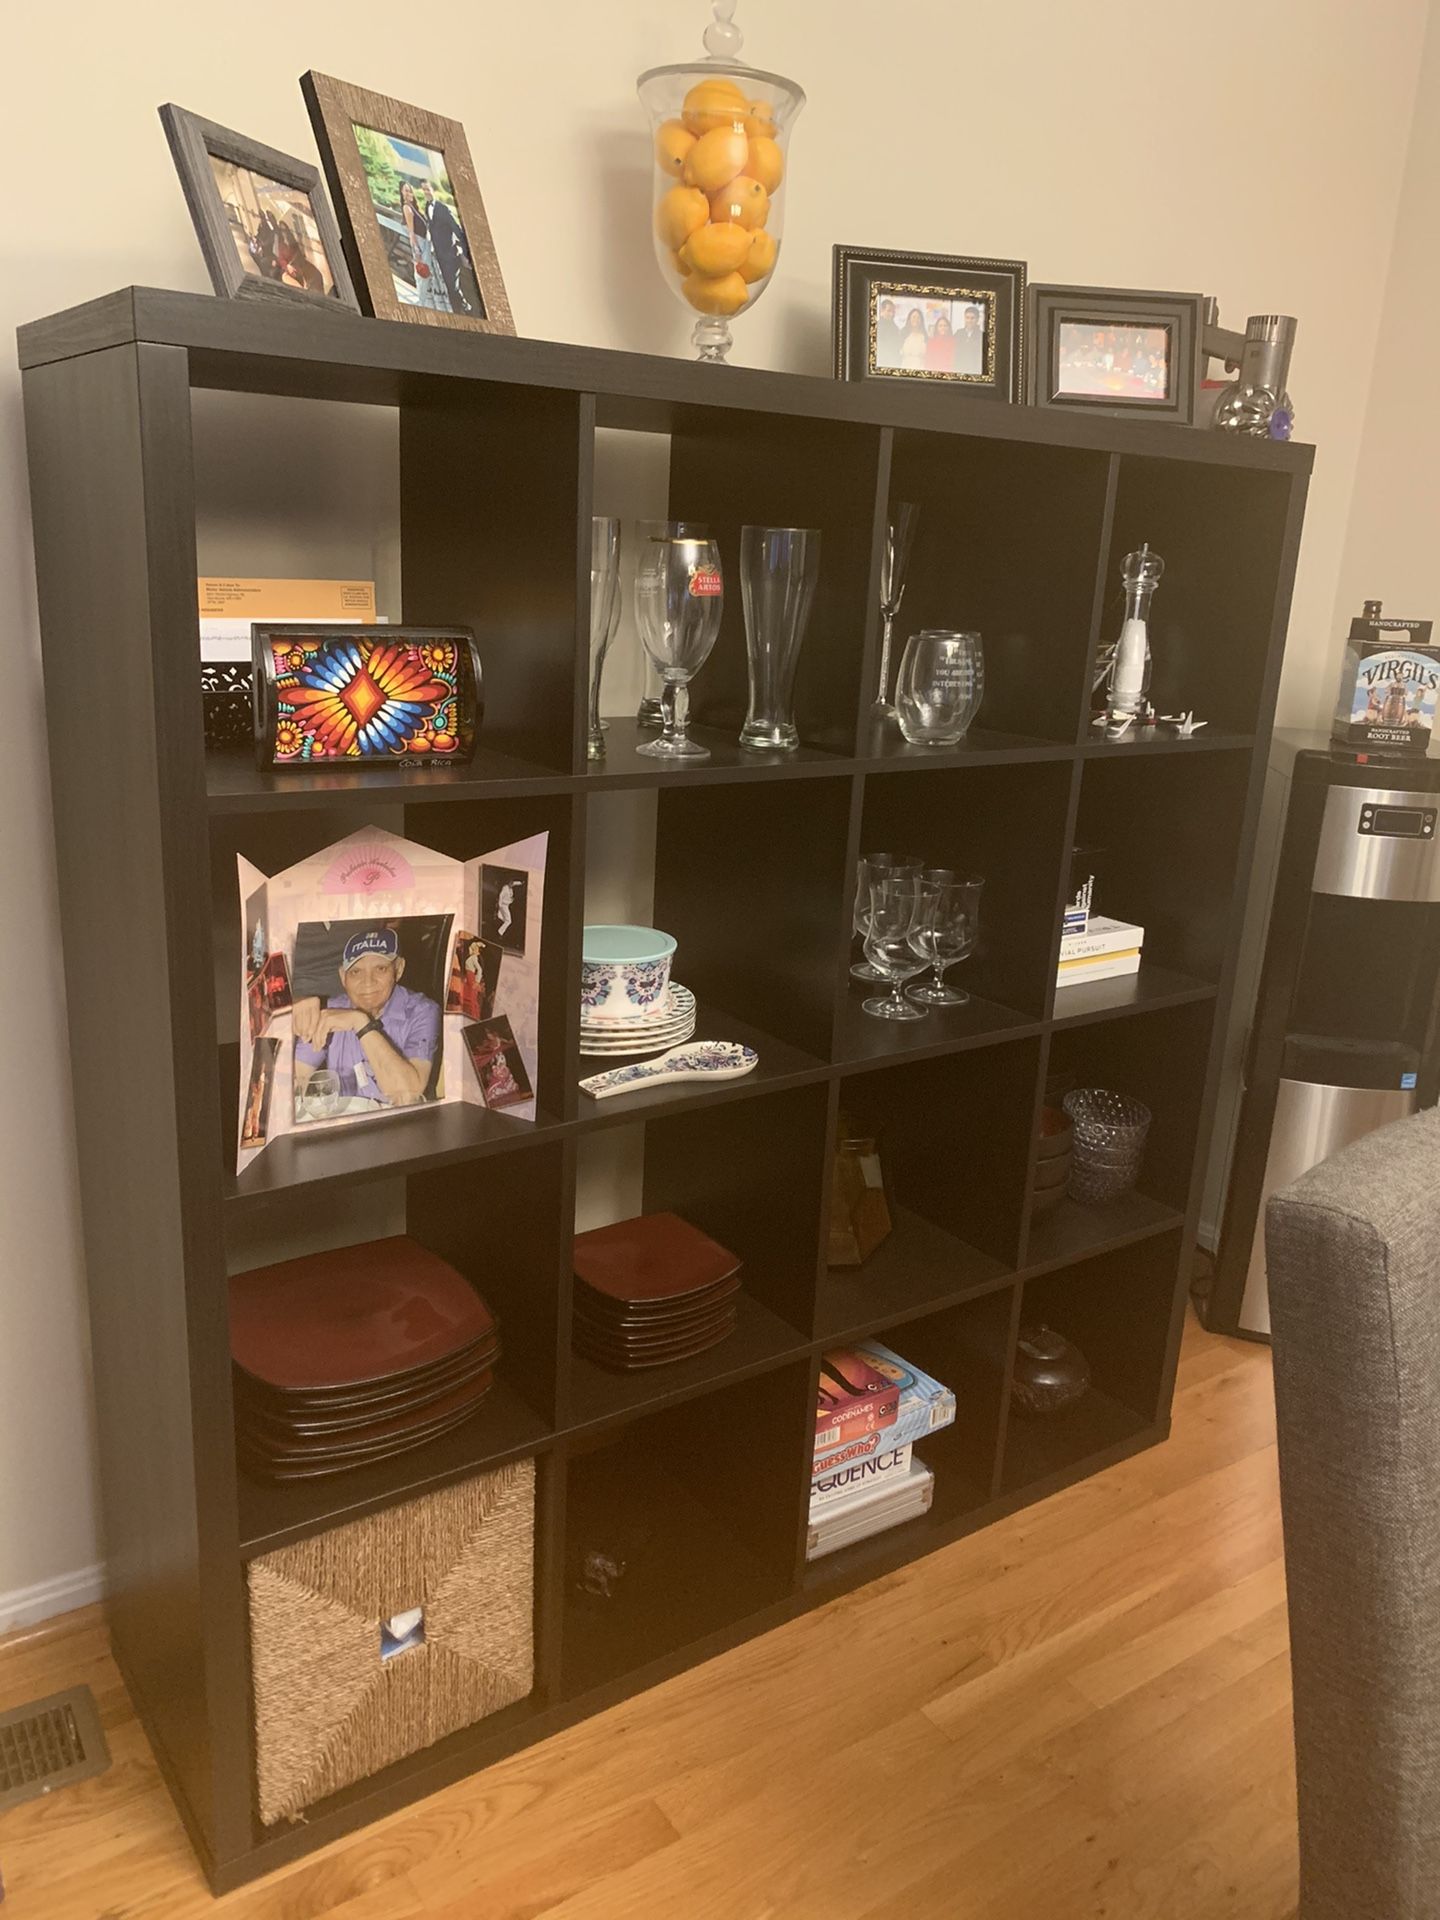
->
[807, 1342, 956, 1561]
[1056, 914, 1144, 990]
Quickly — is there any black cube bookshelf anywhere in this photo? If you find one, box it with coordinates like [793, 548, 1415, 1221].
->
[18, 287, 1310, 1893]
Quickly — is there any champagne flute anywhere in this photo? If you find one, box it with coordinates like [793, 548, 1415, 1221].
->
[872, 502, 920, 718]
[634, 523, 724, 761]
[861, 870, 929, 1021]
[587, 517, 621, 760]
[908, 875, 984, 1006]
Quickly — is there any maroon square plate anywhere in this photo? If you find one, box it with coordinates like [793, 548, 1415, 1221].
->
[573, 1213, 741, 1307]
[229, 1236, 496, 1391]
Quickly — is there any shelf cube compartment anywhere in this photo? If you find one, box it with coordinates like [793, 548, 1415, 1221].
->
[1106, 454, 1294, 735]
[819, 1039, 1038, 1342]
[228, 1137, 566, 1560]
[663, 412, 887, 754]
[869, 433, 1114, 754]
[1001, 1229, 1181, 1495]
[1027, 999, 1212, 1267]
[839, 759, 1071, 1059]
[585, 775, 852, 1065]
[211, 792, 578, 1188]
[807, 1288, 1016, 1583]
[559, 1363, 811, 1696]
[1068, 748, 1251, 994]
[568, 1084, 826, 1431]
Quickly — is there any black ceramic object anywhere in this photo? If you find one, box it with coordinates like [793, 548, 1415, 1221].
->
[1010, 1323, 1090, 1417]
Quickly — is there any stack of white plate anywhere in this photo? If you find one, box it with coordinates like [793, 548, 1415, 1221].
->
[580, 984, 697, 1057]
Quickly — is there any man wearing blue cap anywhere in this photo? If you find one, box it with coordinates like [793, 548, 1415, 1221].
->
[292, 927, 441, 1109]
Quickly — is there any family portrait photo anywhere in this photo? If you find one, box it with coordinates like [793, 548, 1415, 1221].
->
[463, 1016, 534, 1112]
[1055, 321, 1171, 401]
[870, 286, 993, 380]
[208, 155, 342, 298]
[355, 125, 482, 316]
[288, 914, 452, 1125]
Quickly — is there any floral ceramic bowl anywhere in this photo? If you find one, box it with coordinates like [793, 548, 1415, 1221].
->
[581, 926, 678, 1021]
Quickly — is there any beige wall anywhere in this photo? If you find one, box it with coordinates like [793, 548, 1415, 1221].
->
[1330, 1, 1440, 681]
[1, 0, 1430, 1617]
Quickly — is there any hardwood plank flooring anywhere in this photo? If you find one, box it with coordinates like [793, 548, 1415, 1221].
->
[0, 1313, 1297, 1917]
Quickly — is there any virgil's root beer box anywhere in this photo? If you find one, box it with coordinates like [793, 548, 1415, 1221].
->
[1333, 601, 1439, 753]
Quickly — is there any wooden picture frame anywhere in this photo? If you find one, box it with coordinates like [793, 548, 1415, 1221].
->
[159, 104, 358, 313]
[301, 71, 514, 334]
[1027, 284, 1204, 425]
[833, 246, 1026, 402]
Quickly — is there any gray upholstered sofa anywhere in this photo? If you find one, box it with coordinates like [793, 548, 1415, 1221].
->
[1265, 1104, 1440, 1920]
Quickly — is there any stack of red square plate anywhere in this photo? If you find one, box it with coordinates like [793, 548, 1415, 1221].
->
[572, 1213, 741, 1372]
[230, 1237, 500, 1482]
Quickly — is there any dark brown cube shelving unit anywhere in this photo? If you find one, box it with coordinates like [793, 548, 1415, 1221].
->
[18, 288, 1310, 1894]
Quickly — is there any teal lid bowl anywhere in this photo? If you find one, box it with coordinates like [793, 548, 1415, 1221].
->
[582, 925, 677, 965]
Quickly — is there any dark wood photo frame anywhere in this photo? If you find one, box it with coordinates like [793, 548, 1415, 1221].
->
[833, 246, 1026, 402]
[1027, 284, 1204, 424]
[302, 71, 513, 334]
[159, 104, 358, 313]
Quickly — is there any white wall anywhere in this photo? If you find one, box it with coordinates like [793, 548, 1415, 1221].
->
[1, 0, 1430, 1621]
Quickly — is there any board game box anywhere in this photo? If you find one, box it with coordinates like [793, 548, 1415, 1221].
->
[814, 1348, 901, 1450]
[811, 1442, 913, 1512]
[813, 1342, 955, 1482]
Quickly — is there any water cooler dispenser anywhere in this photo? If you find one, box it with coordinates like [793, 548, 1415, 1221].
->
[1210, 735, 1440, 1337]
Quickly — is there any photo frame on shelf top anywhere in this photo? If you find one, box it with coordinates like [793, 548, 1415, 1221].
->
[833, 246, 1027, 402]
[1027, 283, 1204, 425]
[159, 103, 359, 313]
[301, 71, 514, 334]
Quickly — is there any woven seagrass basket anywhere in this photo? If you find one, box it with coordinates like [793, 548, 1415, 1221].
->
[248, 1455, 535, 1825]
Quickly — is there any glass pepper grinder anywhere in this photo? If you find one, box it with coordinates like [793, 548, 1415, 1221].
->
[1105, 544, 1164, 736]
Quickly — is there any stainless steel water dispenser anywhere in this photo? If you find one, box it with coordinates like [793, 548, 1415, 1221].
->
[1210, 735, 1440, 1337]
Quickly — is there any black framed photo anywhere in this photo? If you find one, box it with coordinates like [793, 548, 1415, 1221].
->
[463, 1015, 534, 1111]
[1027, 285, 1204, 424]
[158, 104, 357, 312]
[302, 71, 513, 334]
[833, 246, 1026, 402]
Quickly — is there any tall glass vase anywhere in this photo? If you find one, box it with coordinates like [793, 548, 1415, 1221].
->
[738, 525, 820, 752]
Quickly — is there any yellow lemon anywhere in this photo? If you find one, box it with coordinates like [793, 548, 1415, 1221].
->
[682, 125, 748, 193]
[683, 270, 750, 316]
[710, 175, 769, 231]
[679, 221, 752, 277]
[681, 78, 749, 134]
[671, 248, 693, 279]
[738, 227, 778, 284]
[655, 184, 710, 251]
[743, 98, 778, 141]
[654, 119, 695, 178]
[746, 135, 783, 195]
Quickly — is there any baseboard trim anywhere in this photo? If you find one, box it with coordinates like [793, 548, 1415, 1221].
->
[0, 1562, 107, 1636]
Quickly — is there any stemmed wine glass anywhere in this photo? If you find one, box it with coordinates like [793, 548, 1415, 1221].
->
[908, 874, 984, 1006]
[633, 523, 724, 761]
[851, 852, 920, 982]
[588, 517, 622, 760]
[861, 870, 930, 1021]
[872, 502, 920, 718]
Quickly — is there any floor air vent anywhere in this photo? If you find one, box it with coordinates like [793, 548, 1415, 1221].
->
[0, 1686, 110, 1812]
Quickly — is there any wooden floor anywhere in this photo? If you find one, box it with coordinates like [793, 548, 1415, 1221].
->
[0, 1312, 1298, 1918]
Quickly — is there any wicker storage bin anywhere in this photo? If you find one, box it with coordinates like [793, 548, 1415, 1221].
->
[248, 1456, 535, 1825]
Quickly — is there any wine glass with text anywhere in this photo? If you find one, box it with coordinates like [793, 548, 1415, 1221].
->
[634, 524, 724, 761]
